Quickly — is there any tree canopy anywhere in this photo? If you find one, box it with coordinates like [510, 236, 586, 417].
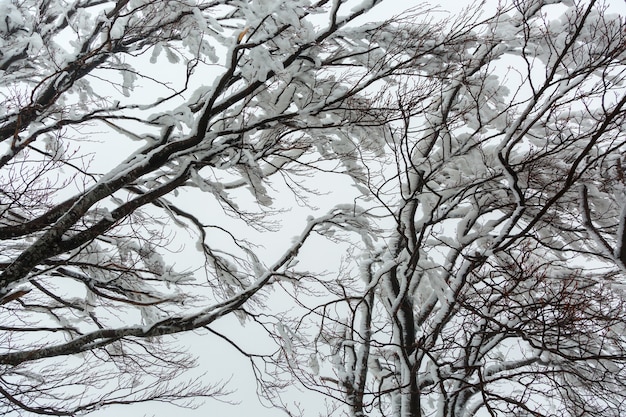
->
[1, 0, 626, 415]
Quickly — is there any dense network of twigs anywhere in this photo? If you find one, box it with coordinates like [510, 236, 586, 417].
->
[0, 0, 625, 415]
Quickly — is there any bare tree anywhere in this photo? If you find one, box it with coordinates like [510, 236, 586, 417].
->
[1, 0, 625, 416]
[245, 1, 626, 417]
